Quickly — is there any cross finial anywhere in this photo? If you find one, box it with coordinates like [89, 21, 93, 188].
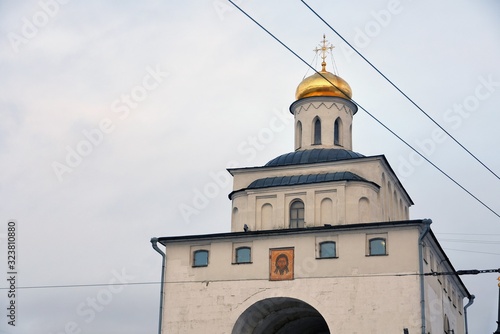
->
[313, 34, 335, 72]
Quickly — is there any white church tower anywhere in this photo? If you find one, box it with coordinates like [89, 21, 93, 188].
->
[292, 36, 355, 151]
[229, 35, 411, 232]
[152, 36, 472, 334]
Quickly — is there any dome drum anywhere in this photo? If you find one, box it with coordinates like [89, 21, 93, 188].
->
[290, 97, 357, 151]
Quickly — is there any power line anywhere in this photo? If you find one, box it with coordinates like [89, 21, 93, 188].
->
[226, 0, 500, 219]
[444, 248, 500, 256]
[300, 0, 500, 181]
[437, 233, 500, 236]
[440, 239, 500, 244]
[0, 281, 160, 290]
[3, 267, 499, 291]
[424, 268, 500, 276]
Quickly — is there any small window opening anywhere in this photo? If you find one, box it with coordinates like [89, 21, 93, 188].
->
[313, 118, 321, 145]
[319, 241, 336, 258]
[235, 247, 251, 263]
[193, 250, 209, 267]
[369, 238, 386, 256]
[290, 200, 305, 228]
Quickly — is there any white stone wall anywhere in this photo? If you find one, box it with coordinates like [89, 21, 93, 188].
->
[161, 226, 434, 333]
[422, 236, 468, 334]
[163, 276, 422, 334]
[230, 157, 411, 232]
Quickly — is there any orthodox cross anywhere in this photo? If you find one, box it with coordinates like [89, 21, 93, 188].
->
[314, 34, 334, 72]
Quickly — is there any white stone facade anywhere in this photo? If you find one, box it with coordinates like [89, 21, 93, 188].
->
[153, 60, 471, 333]
[229, 156, 411, 232]
[158, 222, 468, 333]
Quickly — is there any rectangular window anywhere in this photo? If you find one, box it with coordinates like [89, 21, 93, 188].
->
[235, 247, 251, 264]
[316, 235, 338, 259]
[191, 245, 210, 268]
[369, 238, 386, 255]
[232, 242, 253, 264]
[193, 250, 209, 267]
[319, 242, 336, 258]
[366, 233, 388, 256]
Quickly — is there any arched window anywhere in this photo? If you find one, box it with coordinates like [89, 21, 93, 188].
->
[399, 199, 403, 219]
[261, 203, 273, 230]
[369, 238, 386, 255]
[381, 173, 386, 218]
[313, 118, 321, 145]
[319, 241, 336, 258]
[387, 182, 392, 220]
[358, 197, 370, 222]
[429, 251, 435, 272]
[193, 250, 209, 267]
[320, 198, 333, 225]
[296, 121, 302, 149]
[334, 118, 342, 146]
[232, 207, 238, 226]
[444, 314, 450, 333]
[290, 200, 305, 228]
[235, 247, 251, 263]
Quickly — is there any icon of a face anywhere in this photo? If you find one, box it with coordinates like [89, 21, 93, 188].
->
[276, 255, 288, 270]
[274, 253, 289, 275]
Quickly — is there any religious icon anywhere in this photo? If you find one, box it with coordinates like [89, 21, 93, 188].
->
[269, 248, 294, 281]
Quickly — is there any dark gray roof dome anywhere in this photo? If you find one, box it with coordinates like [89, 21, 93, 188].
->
[265, 148, 364, 167]
[248, 171, 374, 190]
[229, 171, 378, 199]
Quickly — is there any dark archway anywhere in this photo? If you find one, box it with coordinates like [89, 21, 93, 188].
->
[232, 297, 330, 334]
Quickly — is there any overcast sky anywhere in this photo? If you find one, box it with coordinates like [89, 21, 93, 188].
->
[1, 1, 499, 333]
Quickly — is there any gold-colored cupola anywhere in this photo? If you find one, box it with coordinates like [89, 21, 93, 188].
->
[295, 35, 352, 100]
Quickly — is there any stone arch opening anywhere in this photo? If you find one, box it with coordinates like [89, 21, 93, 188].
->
[232, 297, 330, 334]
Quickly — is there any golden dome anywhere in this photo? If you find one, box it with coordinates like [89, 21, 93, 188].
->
[295, 69, 352, 100]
